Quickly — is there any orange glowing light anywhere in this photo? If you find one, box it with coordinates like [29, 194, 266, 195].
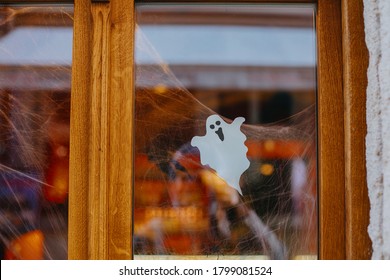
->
[5, 230, 44, 260]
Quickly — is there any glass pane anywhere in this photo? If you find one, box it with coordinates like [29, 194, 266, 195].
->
[134, 4, 316, 259]
[0, 5, 73, 259]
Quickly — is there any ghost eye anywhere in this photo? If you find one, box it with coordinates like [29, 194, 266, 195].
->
[210, 124, 215, 129]
[216, 121, 221, 126]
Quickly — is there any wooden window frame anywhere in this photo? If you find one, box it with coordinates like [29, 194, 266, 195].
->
[0, 0, 370, 259]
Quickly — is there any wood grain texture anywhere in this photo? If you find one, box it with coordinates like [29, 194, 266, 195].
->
[89, 3, 110, 259]
[342, 0, 372, 259]
[69, 0, 133, 259]
[68, 0, 92, 260]
[317, 0, 345, 259]
[107, 0, 134, 259]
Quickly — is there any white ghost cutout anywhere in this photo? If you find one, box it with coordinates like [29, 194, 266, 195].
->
[191, 115, 250, 195]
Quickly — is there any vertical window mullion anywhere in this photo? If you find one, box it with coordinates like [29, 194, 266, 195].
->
[69, 0, 134, 260]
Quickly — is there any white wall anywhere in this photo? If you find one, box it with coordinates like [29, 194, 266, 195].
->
[364, 0, 390, 259]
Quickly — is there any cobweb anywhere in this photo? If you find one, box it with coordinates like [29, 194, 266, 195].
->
[0, 6, 72, 259]
[134, 21, 317, 259]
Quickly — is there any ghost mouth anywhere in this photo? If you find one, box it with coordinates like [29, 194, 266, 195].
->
[215, 127, 224, 141]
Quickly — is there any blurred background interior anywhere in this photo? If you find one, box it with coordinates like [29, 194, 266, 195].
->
[133, 4, 317, 259]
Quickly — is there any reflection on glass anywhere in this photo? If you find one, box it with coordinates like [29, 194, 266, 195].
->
[135, 4, 317, 259]
[0, 6, 73, 259]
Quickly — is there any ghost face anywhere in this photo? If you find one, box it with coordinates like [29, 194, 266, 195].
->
[207, 115, 225, 142]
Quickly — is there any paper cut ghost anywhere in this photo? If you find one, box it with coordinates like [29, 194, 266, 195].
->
[191, 115, 250, 195]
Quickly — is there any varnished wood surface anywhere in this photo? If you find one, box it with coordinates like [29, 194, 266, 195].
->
[89, 3, 110, 259]
[106, 0, 134, 260]
[342, 0, 371, 259]
[317, 0, 345, 260]
[69, 0, 133, 260]
[68, 0, 92, 260]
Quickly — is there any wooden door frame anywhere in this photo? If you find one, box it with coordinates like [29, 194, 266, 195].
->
[63, 0, 371, 259]
[317, 0, 371, 259]
[342, 0, 371, 259]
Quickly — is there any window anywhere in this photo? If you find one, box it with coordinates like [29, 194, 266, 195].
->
[134, 3, 317, 259]
[0, 3, 73, 259]
[0, 0, 371, 260]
